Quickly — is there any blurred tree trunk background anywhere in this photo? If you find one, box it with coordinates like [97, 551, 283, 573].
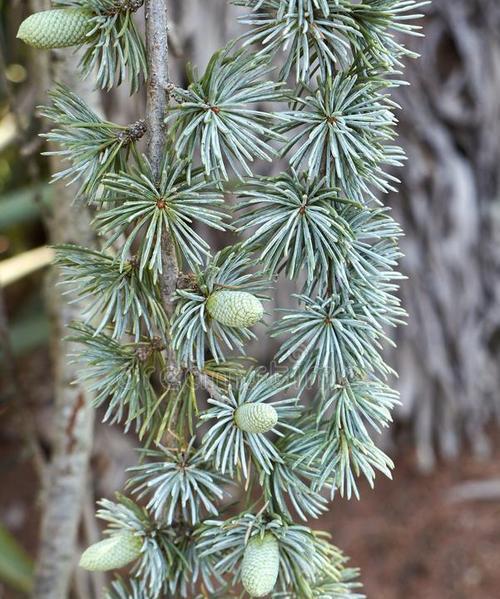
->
[387, 0, 500, 469]
[28, 15, 100, 599]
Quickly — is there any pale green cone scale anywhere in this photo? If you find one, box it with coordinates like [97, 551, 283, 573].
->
[206, 290, 263, 328]
[17, 9, 91, 49]
[234, 402, 278, 433]
[79, 532, 142, 571]
[241, 533, 280, 597]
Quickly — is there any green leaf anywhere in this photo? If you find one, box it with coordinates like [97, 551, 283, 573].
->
[68, 323, 164, 434]
[0, 185, 51, 231]
[278, 72, 401, 202]
[55, 245, 167, 341]
[0, 523, 33, 594]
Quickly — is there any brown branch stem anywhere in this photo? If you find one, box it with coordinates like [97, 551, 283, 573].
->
[145, 0, 178, 317]
[144, 0, 182, 415]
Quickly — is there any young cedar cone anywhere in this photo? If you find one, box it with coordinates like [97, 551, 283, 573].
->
[206, 290, 263, 328]
[241, 533, 280, 597]
[17, 9, 91, 49]
[234, 402, 278, 433]
[79, 532, 142, 571]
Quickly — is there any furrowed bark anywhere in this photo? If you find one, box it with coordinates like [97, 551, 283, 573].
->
[387, 0, 500, 469]
[30, 16, 101, 597]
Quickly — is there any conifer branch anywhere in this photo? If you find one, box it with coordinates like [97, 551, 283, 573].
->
[18, 0, 428, 594]
[144, 0, 179, 322]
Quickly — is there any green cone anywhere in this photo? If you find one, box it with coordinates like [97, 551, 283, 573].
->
[241, 533, 280, 597]
[206, 290, 263, 328]
[79, 532, 142, 572]
[17, 9, 91, 49]
[235, 402, 278, 433]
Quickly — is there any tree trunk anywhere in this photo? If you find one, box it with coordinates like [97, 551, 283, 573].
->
[388, 0, 500, 469]
[29, 7, 101, 594]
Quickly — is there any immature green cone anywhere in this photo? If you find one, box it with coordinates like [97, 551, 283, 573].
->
[17, 9, 91, 49]
[206, 290, 263, 328]
[241, 533, 280, 597]
[79, 532, 142, 571]
[235, 402, 278, 433]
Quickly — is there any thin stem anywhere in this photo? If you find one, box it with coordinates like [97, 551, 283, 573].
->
[144, 0, 179, 319]
[144, 0, 169, 177]
[144, 3, 182, 462]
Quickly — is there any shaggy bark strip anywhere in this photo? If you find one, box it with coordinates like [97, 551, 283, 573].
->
[388, 0, 500, 469]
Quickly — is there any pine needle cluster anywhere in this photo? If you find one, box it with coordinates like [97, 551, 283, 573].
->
[18, 0, 427, 596]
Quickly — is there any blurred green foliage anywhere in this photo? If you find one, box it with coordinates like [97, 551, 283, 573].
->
[0, 3, 52, 365]
[0, 522, 33, 594]
[0, 184, 51, 231]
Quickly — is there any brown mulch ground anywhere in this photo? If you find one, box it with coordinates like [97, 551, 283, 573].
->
[325, 449, 500, 599]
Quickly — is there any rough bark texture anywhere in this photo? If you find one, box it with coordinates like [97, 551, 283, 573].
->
[145, 0, 178, 319]
[144, 0, 182, 397]
[144, 0, 170, 181]
[30, 17, 101, 599]
[388, 0, 500, 469]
